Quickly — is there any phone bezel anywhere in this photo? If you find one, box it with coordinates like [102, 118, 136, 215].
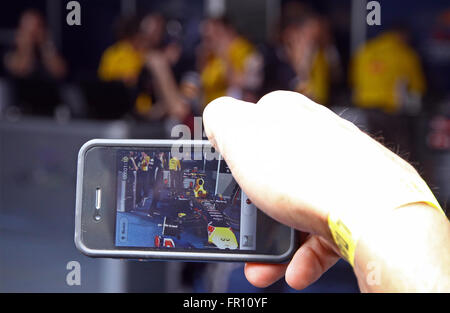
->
[75, 139, 297, 262]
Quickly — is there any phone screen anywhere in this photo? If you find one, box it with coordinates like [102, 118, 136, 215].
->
[114, 148, 258, 251]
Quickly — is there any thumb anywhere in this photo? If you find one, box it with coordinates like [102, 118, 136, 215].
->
[202, 96, 255, 156]
[202, 94, 329, 237]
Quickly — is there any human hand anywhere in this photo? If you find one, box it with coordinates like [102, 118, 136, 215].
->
[202, 91, 439, 289]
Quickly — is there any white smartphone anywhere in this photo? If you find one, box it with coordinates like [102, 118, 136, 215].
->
[75, 139, 297, 262]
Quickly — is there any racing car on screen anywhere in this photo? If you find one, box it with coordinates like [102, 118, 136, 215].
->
[154, 216, 181, 248]
[154, 214, 205, 249]
[207, 221, 238, 250]
[154, 235, 176, 248]
[153, 234, 198, 249]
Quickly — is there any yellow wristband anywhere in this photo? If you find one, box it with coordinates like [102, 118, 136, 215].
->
[328, 212, 357, 266]
[328, 180, 445, 267]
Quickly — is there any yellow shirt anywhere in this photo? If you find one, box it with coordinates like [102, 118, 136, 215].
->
[98, 41, 144, 83]
[296, 49, 330, 106]
[169, 158, 181, 171]
[140, 156, 150, 171]
[350, 32, 426, 113]
[201, 37, 255, 105]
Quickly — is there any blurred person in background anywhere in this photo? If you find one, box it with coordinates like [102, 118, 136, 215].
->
[198, 16, 263, 108]
[4, 9, 67, 80]
[2, 9, 68, 117]
[350, 26, 426, 115]
[350, 26, 427, 158]
[263, 2, 339, 106]
[135, 13, 193, 125]
[98, 13, 192, 125]
[98, 15, 143, 86]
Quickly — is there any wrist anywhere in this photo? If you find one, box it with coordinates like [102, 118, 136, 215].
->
[353, 203, 449, 292]
[326, 137, 443, 266]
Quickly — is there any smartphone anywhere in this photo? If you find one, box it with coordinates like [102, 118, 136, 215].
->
[75, 139, 297, 262]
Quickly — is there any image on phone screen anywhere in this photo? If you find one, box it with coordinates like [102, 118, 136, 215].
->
[115, 149, 257, 251]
